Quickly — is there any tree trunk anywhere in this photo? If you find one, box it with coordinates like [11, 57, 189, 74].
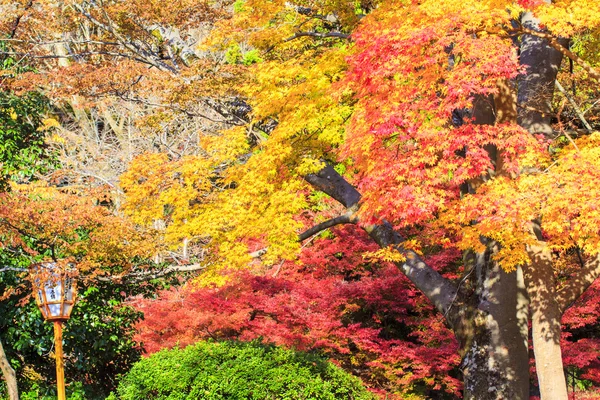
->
[0, 338, 18, 400]
[525, 244, 568, 400]
[517, 10, 566, 138]
[460, 244, 530, 400]
[516, 2, 570, 397]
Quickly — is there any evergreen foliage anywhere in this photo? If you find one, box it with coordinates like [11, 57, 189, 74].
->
[112, 340, 376, 400]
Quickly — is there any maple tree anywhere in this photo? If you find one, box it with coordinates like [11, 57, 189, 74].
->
[2, 0, 600, 399]
[134, 226, 463, 398]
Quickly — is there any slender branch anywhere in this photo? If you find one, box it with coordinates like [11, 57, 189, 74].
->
[0, 267, 27, 273]
[97, 263, 207, 283]
[555, 80, 593, 133]
[0, 50, 163, 65]
[115, 95, 239, 124]
[72, 3, 178, 73]
[0, 38, 121, 46]
[284, 31, 350, 42]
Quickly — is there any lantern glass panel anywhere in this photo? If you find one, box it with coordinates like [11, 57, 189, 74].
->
[63, 304, 72, 317]
[30, 262, 77, 321]
[64, 278, 74, 301]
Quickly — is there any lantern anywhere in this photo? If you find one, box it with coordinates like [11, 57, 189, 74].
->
[30, 262, 78, 400]
[31, 263, 77, 321]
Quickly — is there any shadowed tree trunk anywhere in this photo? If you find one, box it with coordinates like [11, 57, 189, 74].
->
[461, 245, 529, 400]
[526, 244, 568, 400]
[0, 338, 18, 400]
[518, 5, 569, 398]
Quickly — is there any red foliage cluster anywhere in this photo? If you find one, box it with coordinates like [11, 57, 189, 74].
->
[134, 226, 462, 397]
[561, 280, 600, 384]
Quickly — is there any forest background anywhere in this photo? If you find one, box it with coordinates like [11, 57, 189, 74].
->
[1, 0, 600, 399]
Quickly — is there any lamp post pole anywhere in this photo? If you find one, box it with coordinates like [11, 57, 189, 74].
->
[53, 321, 66, 400]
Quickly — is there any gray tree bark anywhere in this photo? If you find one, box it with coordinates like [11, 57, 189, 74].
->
[462, 245, 529, 400]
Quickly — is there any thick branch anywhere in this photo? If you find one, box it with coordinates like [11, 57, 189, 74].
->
[305, 165, 361, 208]
[304, 165, 460, 323]
[364, 222, 459, 321]
[557, 254, 600, 314]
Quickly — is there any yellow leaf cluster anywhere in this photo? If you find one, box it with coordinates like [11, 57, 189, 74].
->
[439, 132, 600, 271]
[363, 246, 407, 263]
[536, 0, 600, 37]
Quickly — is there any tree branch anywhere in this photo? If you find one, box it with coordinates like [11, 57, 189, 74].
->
[97, 263, 207, 284]
[304, 165, 460, 323]
[0, 267, 27, 273]
[305, 165, 361, 208]
[72, 3, 178, 73]
[555, 80, 593, 133]
[556, 254, 600, 314]
[284, 31, 350, 42]
[298, 209, 358, 241]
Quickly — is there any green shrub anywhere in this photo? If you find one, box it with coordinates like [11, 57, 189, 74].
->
[113, 340, 376, 400]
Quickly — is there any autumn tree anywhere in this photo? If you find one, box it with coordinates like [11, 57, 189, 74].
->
[3, 0, 600, 399]
[135, 226, 464, 398]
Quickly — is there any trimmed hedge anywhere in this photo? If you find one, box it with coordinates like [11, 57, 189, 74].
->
[111, 340, 375, 400]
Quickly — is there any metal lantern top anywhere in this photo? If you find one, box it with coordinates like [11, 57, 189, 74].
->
[30, 263, 77, 321]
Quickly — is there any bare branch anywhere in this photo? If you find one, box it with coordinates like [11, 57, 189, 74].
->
[0, 50, 164, 66]
[115, 94, 238, 124]
[0, 267, 27, 273]
[97, 263, 207, 284]
[72, 3, 178, 73]
[555, 80, 593, 133]
[284, 31, 350, 42]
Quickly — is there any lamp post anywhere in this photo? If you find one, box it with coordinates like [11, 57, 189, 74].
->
[30, 263, 77, 400]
